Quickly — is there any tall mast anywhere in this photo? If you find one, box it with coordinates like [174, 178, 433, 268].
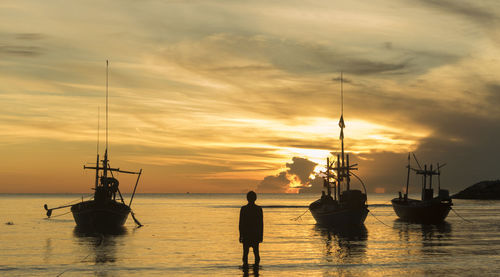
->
[422, 164, 427, 200]
[97, 106, 100, 157]
[429, 164, 433, 189]
[95, 107, 100, 189]
[437, 163, 441, 192]
[337, 154, 341, 197]
[104, 60, 109, 178]
[341, 72, 344, 118]
[339, 72, 348, 190]
[106, 60, 109, 153]
[326, 157, 331, 197]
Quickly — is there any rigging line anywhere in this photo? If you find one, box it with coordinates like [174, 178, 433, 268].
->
[451, 207, 473, 223]
[56, 268, 70, 277]
[291, 209, 309, 221]
[350, 172, 367, 196]
[59, 194, 94, 206]
[368, 210, 392, 228]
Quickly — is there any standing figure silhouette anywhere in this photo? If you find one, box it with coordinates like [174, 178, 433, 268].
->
[239, 191, 263, 267]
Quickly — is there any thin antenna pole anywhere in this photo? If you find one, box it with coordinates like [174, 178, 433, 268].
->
[97, 106, 100, 155]
[106, 60, 109, 153]
[103, 60, 109, 179]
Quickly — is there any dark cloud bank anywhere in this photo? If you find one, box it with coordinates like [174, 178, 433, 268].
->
[0, 33, 46, 57]
[256, 157, 322, 193]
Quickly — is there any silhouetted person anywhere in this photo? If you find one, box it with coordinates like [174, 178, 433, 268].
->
[239, 191, 263, 267]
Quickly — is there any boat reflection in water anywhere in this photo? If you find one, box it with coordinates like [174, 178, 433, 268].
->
[393, 219, 456, 276]
[73, 226, 127, 275]
[393, 219, 452, 257]
[314, 224, 367, 275]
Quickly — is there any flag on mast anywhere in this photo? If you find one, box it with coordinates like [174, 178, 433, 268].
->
[339, 115, 345, 140]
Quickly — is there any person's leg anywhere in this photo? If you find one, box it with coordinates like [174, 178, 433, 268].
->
[242, 242, 250, 266]
[252, 243, 260, 265]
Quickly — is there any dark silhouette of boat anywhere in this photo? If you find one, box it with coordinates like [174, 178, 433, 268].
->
[391, 153, 452, 223]
[309, 74, 368, 227]
[68, 149, 142, 230]
[44, 61, 143, 231]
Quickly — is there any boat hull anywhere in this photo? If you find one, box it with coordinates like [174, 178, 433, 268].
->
[391, 198, 452, 224]
[71, 200, 130, 230]
[310, 205, 369, 227]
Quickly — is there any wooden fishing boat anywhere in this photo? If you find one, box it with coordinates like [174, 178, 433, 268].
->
[44, 61, 143, 231]
[309, 74, 368, 227]
[67, 149, 142, 230]
[391, 153, 452, 223]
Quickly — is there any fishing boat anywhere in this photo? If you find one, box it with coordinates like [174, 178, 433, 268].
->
[309, 74, 369, 227]
[391, 153, 452, 223]
[44, 61, 143, 230]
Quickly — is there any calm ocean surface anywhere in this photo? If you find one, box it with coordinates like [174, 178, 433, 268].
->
[0, 193, 499, 276]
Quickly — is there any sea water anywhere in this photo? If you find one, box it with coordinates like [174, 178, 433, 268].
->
[0, 193, 499, 276]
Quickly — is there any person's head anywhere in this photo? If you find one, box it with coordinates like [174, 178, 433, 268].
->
[247, 191, 257, 203]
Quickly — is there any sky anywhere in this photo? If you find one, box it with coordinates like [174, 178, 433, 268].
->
[1, 0, 500, 194]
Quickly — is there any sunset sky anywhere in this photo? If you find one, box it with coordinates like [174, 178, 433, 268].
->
[1, 0, 500, 193]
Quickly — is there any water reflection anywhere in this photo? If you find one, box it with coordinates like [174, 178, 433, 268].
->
[393, 220, 452, 254]
[73, 225, 128, 237]
[393, 220, 452, 239]
[73, 226, 127, 275]
[241, 264, 260, 277]
[43, 238, 52, 264]
[314, 224, 368, 271]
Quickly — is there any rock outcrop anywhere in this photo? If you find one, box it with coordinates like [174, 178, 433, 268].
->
[452, 180, 500, 200]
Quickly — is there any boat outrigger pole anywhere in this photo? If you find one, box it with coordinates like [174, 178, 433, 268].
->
[129, 169, 143, 207]
[44, 203, 72, 218]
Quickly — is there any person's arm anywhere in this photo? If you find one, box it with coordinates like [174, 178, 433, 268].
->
[258, 206, 263, 243]
[239, 207, 244, 243]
